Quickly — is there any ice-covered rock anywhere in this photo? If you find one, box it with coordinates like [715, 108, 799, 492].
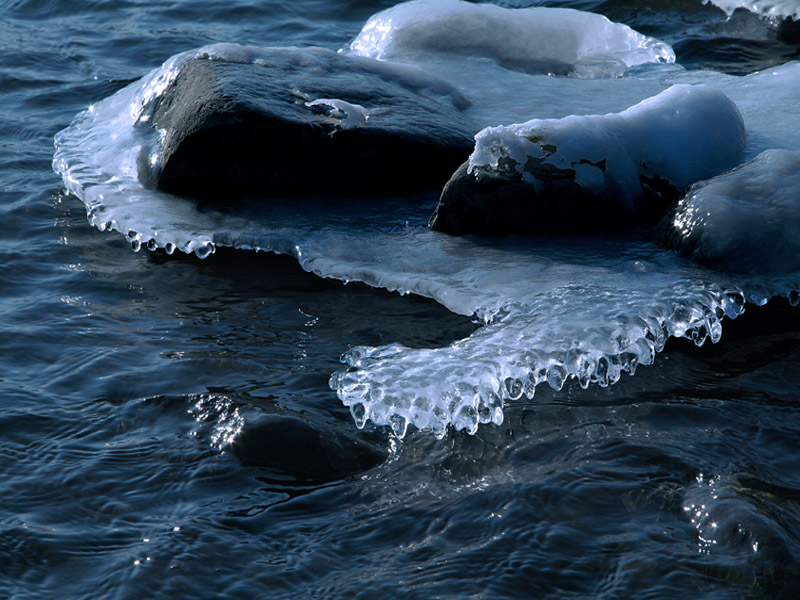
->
[51, 0, 800, 439]
[146, 46, 476, 200]
[705, 0, 800, 21]
[430, 85, 746, 236]
[704, 0, 800, 42]
[662, 149, 800, 274]
[346, 0, 675, 78]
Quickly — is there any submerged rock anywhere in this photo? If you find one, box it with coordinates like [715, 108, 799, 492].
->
[232, 414, 387, 483]
[430, 84, 746, 236]
[146, 47, 476, 201]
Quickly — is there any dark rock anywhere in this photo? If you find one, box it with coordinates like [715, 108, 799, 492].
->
[232, 414, 387, 483]
[144, 47, 476, 201]
[777, 17, 800, 44]
[429, 160, 678, 236]
[429, 84, 744, 237]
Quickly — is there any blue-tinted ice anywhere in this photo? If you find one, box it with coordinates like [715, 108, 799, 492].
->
[53, 1, 800, 437]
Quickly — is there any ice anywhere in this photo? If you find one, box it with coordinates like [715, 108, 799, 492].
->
[332, 254, 746, 438]
[52, 2, 800, 438]
[666, 149, 800, 275]
[345, 0, 675, 78]
[467, 84, 746, 211]
[705, 0, 800, 21]
[304, 98, 369, 129]
[716, 64, 800, 157]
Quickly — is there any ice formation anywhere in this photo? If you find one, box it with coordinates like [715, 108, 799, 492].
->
[52, 0, 800, 438]
[705, 0, 800, 21]
[345, 0, 675, 78]
[665, 149, 800, 275]
[304, 98, 370, 129]
[466, 84, 745, 210]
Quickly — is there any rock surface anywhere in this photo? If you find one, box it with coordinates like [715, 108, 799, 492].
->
[777, 17, 800, 44]
[145, 47, 476, 201]
[429, 160, 679, 235]
[429, 84, 745, 236]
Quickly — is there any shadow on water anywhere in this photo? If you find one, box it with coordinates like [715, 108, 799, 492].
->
[146, 245, 480, 350]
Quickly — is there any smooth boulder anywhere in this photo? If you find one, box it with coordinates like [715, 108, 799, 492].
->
[145, 47, 476, 201]
[429, 160, 680, 235]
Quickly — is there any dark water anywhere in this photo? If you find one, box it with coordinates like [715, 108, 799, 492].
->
[2, 0, 800, 598]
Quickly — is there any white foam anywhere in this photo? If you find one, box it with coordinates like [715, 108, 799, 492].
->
[345, 0, 675, 78]
[705, 0, 800, 21]
[468, 84, 746, 210]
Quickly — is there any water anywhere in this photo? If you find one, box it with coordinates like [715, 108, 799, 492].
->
[3, 0, 800, 598]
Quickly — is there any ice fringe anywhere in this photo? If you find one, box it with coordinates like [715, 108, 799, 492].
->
[704, 0, 800, 22]
[331, 283, 747, 439]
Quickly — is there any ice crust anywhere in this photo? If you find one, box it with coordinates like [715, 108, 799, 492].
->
[52, 2, 800, 437]
[468, 84, 746, 209]
[333, 266, 748, 438]
[304, 98, 370, 129]
[705, 0, 800, 21]
[346, 0, 675, 78]
[668, 149, 800, 274]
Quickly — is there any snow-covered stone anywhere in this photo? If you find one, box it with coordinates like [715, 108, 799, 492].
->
[430, 85, 746, 235]
[346, 0, 675, 78]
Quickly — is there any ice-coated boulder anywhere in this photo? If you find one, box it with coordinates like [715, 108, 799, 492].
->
[146, 46, 476, 201]
[429, 84, 746, 236]
[345, 0, 674, 78]
[661, 148, 800, 275]
[704, 0, 800, 42]
[705, 0, 800, 21]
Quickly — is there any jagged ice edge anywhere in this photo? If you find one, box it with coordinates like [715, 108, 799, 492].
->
[329, 286, 758, 439]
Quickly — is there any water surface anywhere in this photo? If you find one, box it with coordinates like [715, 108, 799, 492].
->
[2, 1, 800, 598]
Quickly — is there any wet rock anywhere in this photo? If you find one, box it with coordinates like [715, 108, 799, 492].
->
[429, 160, 678, 236]
[232, 414, 387, 483]
[429, 84, 744, 236]
[146, 47, 476, 201]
